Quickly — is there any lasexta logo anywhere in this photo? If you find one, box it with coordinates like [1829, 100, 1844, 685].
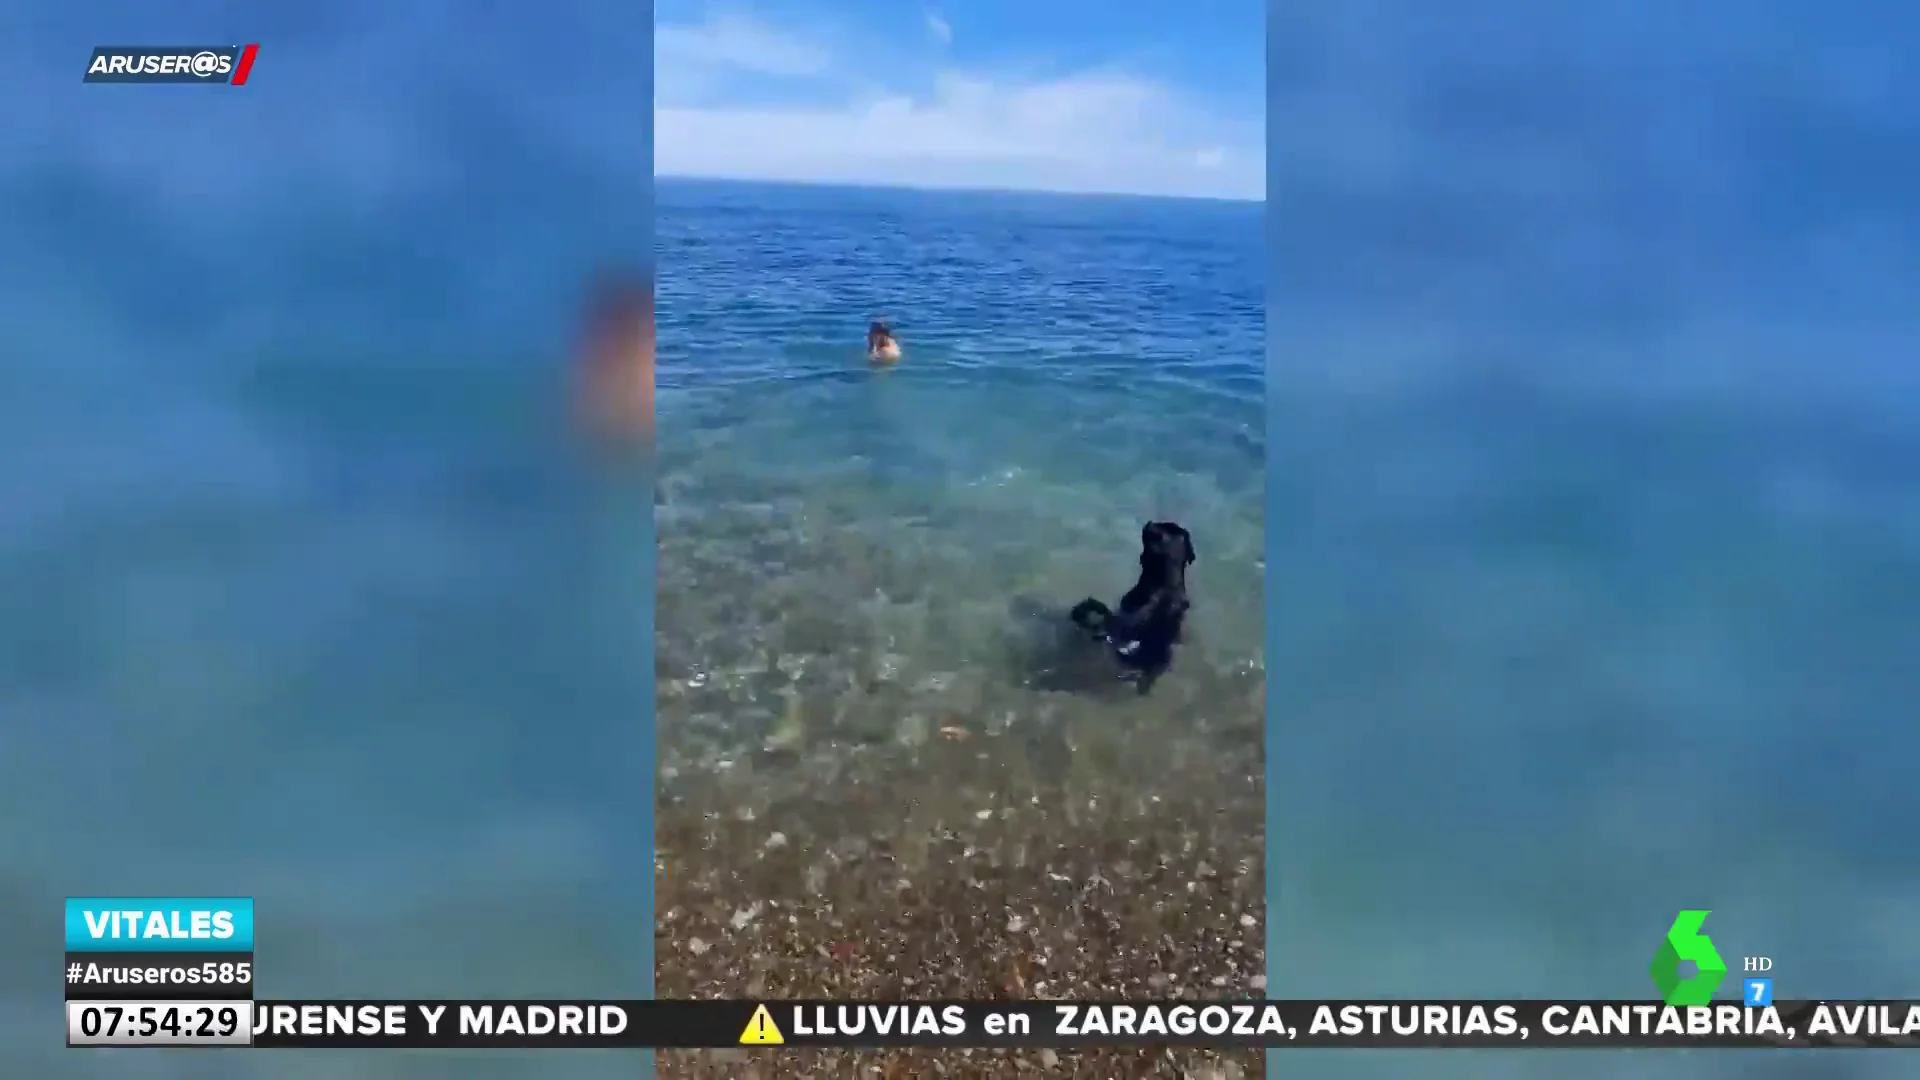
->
[1649, 909, 1728, 1006]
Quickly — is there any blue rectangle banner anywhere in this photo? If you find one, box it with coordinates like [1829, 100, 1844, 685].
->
[65, 897, 255, 952]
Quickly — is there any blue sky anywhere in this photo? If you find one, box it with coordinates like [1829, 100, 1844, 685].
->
[6, 2, 1260, 203]
[655, 0, 1265, 198]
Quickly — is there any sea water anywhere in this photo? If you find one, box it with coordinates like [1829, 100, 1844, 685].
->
[655, 178, 1266, 804]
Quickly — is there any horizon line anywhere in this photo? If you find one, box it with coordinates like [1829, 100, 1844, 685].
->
[654, 173, 1265, 205]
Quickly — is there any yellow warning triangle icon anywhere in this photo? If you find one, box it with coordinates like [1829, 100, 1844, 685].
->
[739, 1004, 784, 1045]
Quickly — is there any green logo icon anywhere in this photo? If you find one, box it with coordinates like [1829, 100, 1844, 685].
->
[1649, 909, 1728, 1005]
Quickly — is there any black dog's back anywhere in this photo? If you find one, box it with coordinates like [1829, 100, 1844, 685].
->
[1072, 521, 1196, 692]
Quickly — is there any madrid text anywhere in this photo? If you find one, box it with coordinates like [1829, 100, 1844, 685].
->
[253, 1003, 629, 1039]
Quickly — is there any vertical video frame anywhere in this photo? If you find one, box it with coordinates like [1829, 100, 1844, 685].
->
[652, 4, 1268, 1077]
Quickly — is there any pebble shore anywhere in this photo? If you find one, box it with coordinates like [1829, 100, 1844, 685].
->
[655, 710, 1264, 1080]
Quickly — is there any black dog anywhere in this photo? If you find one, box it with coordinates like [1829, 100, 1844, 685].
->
[1070, 521, 1196, 693]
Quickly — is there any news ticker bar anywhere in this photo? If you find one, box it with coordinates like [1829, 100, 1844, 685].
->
[65, 999, 1920, 1049]
[66, 953, 254, 1001]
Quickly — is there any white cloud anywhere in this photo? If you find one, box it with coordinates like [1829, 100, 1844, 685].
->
[656, 12, 834, 79]
[655, 13, 1263, 200]
[925, 12, 953, 46]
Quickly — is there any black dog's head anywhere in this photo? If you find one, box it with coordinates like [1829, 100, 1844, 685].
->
[1137, 521, 1196, 587]
[1122, 519, 1193, 613]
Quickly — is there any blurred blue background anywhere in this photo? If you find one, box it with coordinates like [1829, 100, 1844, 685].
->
[1267, 2, 1918, 1078]
[1, 4, 654, 1078]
